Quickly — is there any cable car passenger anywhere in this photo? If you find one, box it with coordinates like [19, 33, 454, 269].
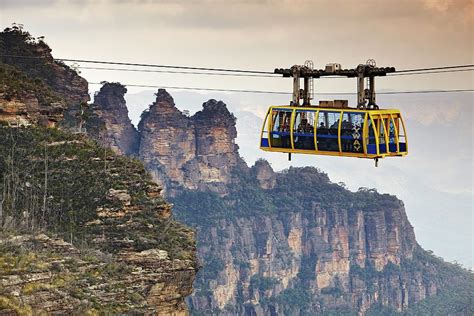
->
[280, 114, 291, 148]
[328, 119, 339, 151]
[296, 118, 315, 150]
[317, 121, 328, 150]
[341, 119, 353, 151]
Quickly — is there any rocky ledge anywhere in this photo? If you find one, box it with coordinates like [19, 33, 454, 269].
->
[0, 233, 194, 315]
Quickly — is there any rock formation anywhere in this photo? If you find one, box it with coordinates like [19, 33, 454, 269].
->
[0, 26, 91, 132]
[6, 26, 469, 316]
[137, 90, 245, 195]
[0, 62, 66, 127]
[251, 159, 277, 189]
[0, 26, 89, 110]
[92, 82, 139, 156]
[87, 85, 246, 196]
[138, 89, 198, 193]
[192, 99, 245, 194]
[0, 89, 64, 128]
[1, 232, 195, 315]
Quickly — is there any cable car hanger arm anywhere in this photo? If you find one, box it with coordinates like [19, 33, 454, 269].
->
[274, 59, 396, 110]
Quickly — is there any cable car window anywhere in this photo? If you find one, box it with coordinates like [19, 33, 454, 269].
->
[270, 109, 292, 149]
[294, 110, 315, 150]
[377, 118, 385, 143]
[396, 115, 407, 152]
[377, 117, 388, 153]
[341, 112, 364, 153]
[317, 111, 339, 152]
[388, 118, 397, 152]
[367, 118, 377, 154]
[261, 110, 270, 147]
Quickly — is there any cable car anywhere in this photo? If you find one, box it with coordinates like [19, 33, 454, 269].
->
[260, 60, 408, 166]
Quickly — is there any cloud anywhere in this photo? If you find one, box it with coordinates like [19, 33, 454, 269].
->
[423, 0, 455, 11]
[0, 0, 56, 8]
[422, 0, 473, 23]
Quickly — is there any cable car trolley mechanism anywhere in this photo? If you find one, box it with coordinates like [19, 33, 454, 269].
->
[260, 60, 408, 166]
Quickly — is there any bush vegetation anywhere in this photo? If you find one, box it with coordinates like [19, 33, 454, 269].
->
[173, 165, 403, 229]
[0, 62, 64, 107]
[0, 126, 194, 258]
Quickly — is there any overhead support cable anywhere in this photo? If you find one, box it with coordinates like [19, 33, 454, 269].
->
[77, 65, 474, 78]
[88, 82, 474, 95]
[395, 64, 474, 73]
[1, 54, 473, 77]
[77, 66, 279, 78]
[389, 69, 474, 76]
[89, 82, 289, 94]
[0, 54, 274, 75]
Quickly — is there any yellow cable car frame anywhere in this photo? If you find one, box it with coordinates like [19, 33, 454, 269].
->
[260, 106, 408, 160]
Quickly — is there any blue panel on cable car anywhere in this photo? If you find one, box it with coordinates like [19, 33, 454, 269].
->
[367, 144, 377, 154]
[399, 143, 407, 152]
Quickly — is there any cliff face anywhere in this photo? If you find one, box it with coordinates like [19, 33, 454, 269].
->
[137, 89, 245, 195]
[192, 99, 244, 194]
[252, 159, 277, 190]
[138, 89, 198, 192]
[0, 63, 66, 127]
[0, 26, 89, 122]
[1, 231, 195, 315]
[172, 166, 449, 314]
[88, 85, 245, 195]
[92, 82, 139, 156]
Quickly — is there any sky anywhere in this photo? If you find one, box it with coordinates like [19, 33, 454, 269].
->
[1, 0, 473, 267]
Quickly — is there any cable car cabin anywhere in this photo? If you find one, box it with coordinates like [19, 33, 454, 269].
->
[260, 106, 408, 160]
[266, 61, 408, 163]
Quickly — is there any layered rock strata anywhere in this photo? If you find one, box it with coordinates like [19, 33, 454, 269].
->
[91, 85, 247, 195]
[0, 233, 195, 315]
[138, 89, 198, 192]
[173, 164, 472, 315]
[192, 99, 244, 193]
[0, 89, 64, 127]
[5, 25, 465, 314]
[0, 27, 89, 131]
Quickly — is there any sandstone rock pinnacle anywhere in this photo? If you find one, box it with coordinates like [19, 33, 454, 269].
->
[92, 82, 140, 156]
